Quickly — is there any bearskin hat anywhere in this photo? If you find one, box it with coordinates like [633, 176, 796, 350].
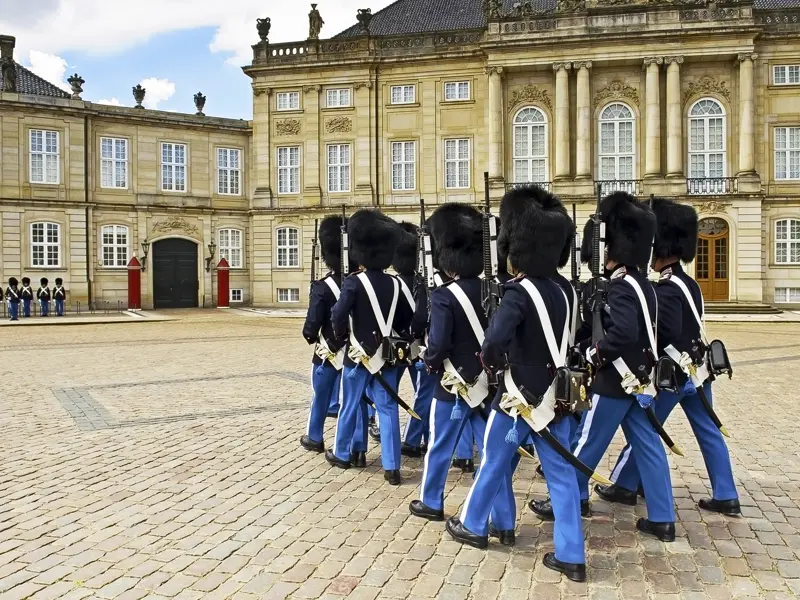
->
[8, 277, 18, 287]
[579, 219, 593, 265]
[495, 217, 509, 276]
[558, 221, 576, 269]
[55, 278, 63, 285]
[318, 215, 346, 272]
[427, 203, 483, 278]
[599, 192, 656, 268]
[22, 277, 30, 285]
[651, 197, 699, 263]
[499, 185, 571, 277]
[393, 221, 419, 276]
[348, 209, 400, 271]
[40, 277, 48, 286]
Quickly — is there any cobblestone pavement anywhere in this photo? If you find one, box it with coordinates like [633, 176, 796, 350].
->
[1, 312, 799, 600]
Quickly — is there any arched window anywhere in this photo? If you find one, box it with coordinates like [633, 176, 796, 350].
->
[775, 218, 800, 264]
[689, 98, 726, 194]
[100, 225, 129, 268]
[276, 226, 299, 268]
[598, 103, 635, 192]
[512, 107, 548, 183]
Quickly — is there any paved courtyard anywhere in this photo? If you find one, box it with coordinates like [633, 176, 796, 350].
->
[0, 312, 799, 600]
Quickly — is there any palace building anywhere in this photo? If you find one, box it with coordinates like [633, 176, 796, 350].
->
[2, 0, 800, 309]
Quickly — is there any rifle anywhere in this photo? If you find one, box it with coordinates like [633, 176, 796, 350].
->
[481, 172, 501, 320]
[415, 198, 435, 321]
[340, 205, 349, 277]
[310, 218, 319, 296]
[570, 203, 583, 334]
[589, 184, 608, 345]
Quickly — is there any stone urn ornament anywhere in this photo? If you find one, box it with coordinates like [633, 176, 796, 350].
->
[194, 92, 206, 116]
[67, 73, 84, 99]
[357, 8, 372, 33]
[132, 84, 146, 109]
[256, 17, 271, 43]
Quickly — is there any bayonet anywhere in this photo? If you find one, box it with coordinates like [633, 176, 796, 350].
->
[340, 205, 349, 277]
[415, 199, 435, 320]
[310, 218, 319, 296]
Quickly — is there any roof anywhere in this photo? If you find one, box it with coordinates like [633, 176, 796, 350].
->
[335, 0, 800, 38]
[0, 63, 71, 98]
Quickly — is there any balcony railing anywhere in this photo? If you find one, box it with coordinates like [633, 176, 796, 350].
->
[687, 177, 738, 195]
[505, 181, 552, 193]
[594, 180, 643, 196]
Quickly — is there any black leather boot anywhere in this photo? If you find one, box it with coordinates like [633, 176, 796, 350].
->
[636, 518, 676, 542]
[384, 469, 401, 485]
[325, 449, 351, 470]
[543, 552, 586, 582]
[409, 500, 444, 521]
[350, 451, 367, 468]
[488, 523, 515, 546]
[529, 498, 592, 520]
[400, 443, 423, 458]
[445, 517, 488, 549]
[369, 423, 381, 442]
[300, 435, 324, 453]
[536, 464, 545, 479]
[594, 484, 638, 506]
[452, 458, 475, 473]
[699, 498, 741, 516]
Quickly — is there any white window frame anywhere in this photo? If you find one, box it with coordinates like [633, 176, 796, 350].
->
[688, 98, 727, 194]
[276, 92, 300, 111]
[775, 218, 800, 264]
[444, 81, 470, 101]
[326, 88, 351, 108]
[327, 144, 351, 193]
[30, 222, 61, 268]
[773, 65, 800, 86]
[276, 226, 300, 268]
[29, 129, 60, 185]
[230, 288, 243, 303]
[100, 224, 129, 268]
[218, 228, 243, 269]
[277, 146, 301, 195]
[444, 139, 470, 189]
[774, 127, 800, 181]
[161, 142, 187, 192]
[217, 148, 241, 195]
[597, 102, 636, 189]
[512, 107, 549, 184]
[391, 141, 416, 191]
[277, 288, 300, 303]
[100, 137, 128, 189]
[390, 85, 416, 105]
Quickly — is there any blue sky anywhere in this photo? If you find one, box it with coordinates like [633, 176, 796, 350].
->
[1, 0, 396, 120]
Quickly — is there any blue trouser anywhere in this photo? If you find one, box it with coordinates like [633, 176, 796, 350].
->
[460, 411, 585, 565]
[8, 302, 19, 320]
[328, 368, 341, 415]
[335, 364, 401, 470]
[22, 299, 31, 317]
[611, 383, 737, 501]
[456, 419, 475, 460]
[574, 394, 675, 523]
[419, 396, 486, 511]
[307, 362, 341, 444]
[40, 300, 49, 316]
[55, 298, 64, 316]
[403, 364, 437, 449]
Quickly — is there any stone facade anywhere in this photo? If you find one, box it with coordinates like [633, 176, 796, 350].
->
[3, 1, 800, 308]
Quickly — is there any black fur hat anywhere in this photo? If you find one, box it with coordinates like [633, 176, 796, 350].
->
[348, 209, 400, 271]
[393, 221, 418, 276]
[651, 197, 699, 263]
[40, 277, 48, 286]
[22, 277, 30, 285]
[55, 278, 63, 285]
[600, 192, 657, 268]
[499, 185, 571, 277]
[558, 222, 576, 269]
[318, 215, 345, 272]
[8, 277, 18, 287]
[580, 219, 593, 264]
[427, 203, 483, 278]
[495, 217, 508, 276]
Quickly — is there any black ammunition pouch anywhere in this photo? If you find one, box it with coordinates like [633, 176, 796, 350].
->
[381, 336, 412, 367]
[707, 339, 732, 379]
[554, 366, 592, 413]
[655, 356, 679, 394]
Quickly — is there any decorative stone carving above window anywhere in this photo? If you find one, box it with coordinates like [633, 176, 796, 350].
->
[593, 80, 639, 108]
[698, 215, 729, 233]
[275, 119, 301, 136]
[556, 0, 586, 11]
[325, 117, 352, 134]
[151, 217, 200, 237]
[683, 76, 731, 105]
[508, 85, 552, 112]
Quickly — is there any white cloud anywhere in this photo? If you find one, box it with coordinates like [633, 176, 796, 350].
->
[25, 50, 71, 92]
[97, 97, 122, 106]
[139, 78, 176, 109]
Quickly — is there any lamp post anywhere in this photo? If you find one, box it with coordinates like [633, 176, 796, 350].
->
[140, 239, 151, 272]
[205, 240, 217, 272]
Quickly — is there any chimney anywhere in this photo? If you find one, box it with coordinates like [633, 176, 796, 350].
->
[0, 35, 17, 93]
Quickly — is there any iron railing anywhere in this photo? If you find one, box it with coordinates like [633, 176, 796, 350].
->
[504, 181, 552, 193]
[594, 180, 643, 196]
[687, 177, 738, 195]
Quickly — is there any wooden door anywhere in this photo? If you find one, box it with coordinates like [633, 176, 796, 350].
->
[152, 239, 199, 308]
[696, 218, 729, 301]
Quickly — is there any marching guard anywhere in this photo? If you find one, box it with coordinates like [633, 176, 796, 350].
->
[37, 277, 50, 317]
[53, 278, 66, 317]
[20, 277, 33, 318]
[597, 197, 740, 515]
[6, 277, 21, 322]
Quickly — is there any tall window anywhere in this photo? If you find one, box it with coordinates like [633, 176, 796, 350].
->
[391, 141, 416, 191]
[217, 148, 241, 195]
[774, 65, 800, 86]
[513, 107, 548, 183]
[444, 139, 470, 189]
[161, 142, 187, 192]
[327, 144, 351, 193]
[775, 127, 800, 181]
[775, 219, 800, 264]
[598, 103, 635, 188]
[31, 222, 60, 267]
[218, 228, 243, 268]
[277, 92, 300, 110]
[689, 99, 726, 193]
[444, 82, 470, 101]
[100, 137, 128, 189]
[277, 147, 300, 194]
[326, 89, 351, 107]
[390, 85, 415, 104]
[276, 226, 300, 268]
[30, 130, 59, 184]
[100, 225, 129, 268]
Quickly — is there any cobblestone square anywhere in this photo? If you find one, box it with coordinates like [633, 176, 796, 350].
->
[0, 312, 798, 599]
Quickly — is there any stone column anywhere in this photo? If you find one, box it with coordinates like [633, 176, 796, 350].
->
[554, 62, 571, 180]
[303, 85, 322, 205]
[665, 56, 684, 177]
[737, 53, 758, 174]
[486, 66, 505, 181]
[644, 57, 663, 178]
[252, 87, 273, 208]
[354, 81, 374, 198]
[575, 61, 592, 179]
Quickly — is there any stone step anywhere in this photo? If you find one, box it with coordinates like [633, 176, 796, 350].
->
[705, 302, 782, 315]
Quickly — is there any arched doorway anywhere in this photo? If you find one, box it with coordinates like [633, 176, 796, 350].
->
[152, 238, 199, 308]
[697, 218, 729, 301]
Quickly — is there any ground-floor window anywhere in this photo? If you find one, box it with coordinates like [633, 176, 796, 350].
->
[774, 287, 800, 303]
[230, 289, 243, 303]
[277, 288, 300, 303]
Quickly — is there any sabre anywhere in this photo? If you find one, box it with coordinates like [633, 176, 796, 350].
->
[644, 405, 684, 456]
[696, 385, 730, 438]
[472, 401, 535, 462]
[363, 363, 421, 420]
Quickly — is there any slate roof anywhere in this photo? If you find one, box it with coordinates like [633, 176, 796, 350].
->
[335, 0, 800, 38]
[0, 62, 71, 98]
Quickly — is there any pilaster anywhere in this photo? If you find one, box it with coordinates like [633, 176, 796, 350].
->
[644, 57, 663, 178]
[575, 61, 592, 180]
[252, 87, 273, 208]
[553, 62, 571, 181]
[664, 56, 684, 179]
[303, 85, 322, 205]
[486, 66, 505, 183]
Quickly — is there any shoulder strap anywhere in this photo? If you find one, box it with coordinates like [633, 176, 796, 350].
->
[623, 276, 658, 358]
[356, 272, 398, 338]
[433, 272, 444, 287]
[398, 277, 415, 311]
[323, 276, 341, 300]
[518, 279, 569, 369]
[446, 281, 485, 345]
[668, 276, 707, 343]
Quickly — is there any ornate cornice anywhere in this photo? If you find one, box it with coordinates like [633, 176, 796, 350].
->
[507, 85, 553, 112]
[275, 119, 301, 136]
[593, 80, 639, 108]
[683, 76, 730, 105]
[663, 56, 684, 66]
[325, 116, 352, 134]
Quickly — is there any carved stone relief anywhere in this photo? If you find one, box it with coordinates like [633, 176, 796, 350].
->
[683, 76, 730, 105]
[507, 85, 552, 112]
[325, 117, 352, 133]
[275, 119, 301, 136]
[151, 217, 200, 237]
[593, 80, 639, 108]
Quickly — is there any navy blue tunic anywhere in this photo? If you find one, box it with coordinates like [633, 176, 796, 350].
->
[302, 273, 342, 366]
